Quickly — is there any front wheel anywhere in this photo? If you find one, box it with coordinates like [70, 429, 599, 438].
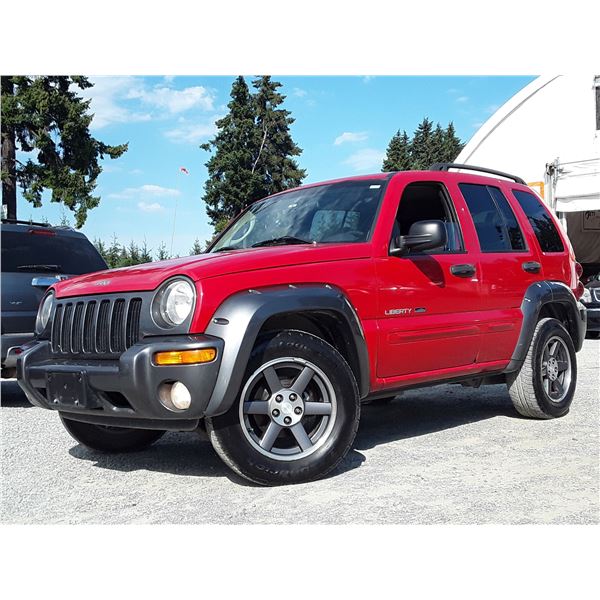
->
[506, 318, 577, 419]
[60, 415, 165, 453]
[206, 330, 361, 486]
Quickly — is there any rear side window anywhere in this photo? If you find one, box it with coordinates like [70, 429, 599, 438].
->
[511, 190, 565, 252]
[459, 183, 526, 252]
[1, 230, 107, 274]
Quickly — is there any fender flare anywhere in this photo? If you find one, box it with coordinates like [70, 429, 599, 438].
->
[505, 280, 587, 372]
[204, 284, 370, 416]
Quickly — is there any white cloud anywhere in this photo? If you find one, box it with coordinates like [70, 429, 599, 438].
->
[362, 76, 374, 84]
[129, 168, 143, 175]
[344, 148, 385, 172]
[138, 201, 166, 213]
[485, 103, 500, 114]
[165, 118, 219, 144]
[109, 184, 181, 199]
[128, 85, 215, 113]
[334, 131, 368, 146]
[82, 77, 216, 130]
[83, 76, 152, 129]
[456, 96, 469, 103]
[293, 88, 307, 97]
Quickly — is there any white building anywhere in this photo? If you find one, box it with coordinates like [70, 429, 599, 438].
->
[456, 75, 600, 267]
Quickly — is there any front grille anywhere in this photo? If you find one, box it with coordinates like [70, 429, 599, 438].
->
[51, 296, 143, 357]
[593, 288, 600, 303]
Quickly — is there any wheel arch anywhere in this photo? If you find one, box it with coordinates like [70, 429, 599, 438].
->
[505, 280, 586, 373]
[203, 284, 370, 416]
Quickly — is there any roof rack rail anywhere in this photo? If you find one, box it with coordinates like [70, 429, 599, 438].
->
[429, 163, 526, 185]
[1, 218, 52, 228]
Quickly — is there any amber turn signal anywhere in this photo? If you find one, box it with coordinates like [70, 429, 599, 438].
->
[154, 348, 217, 365]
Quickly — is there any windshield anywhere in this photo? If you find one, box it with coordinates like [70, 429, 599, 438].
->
[210, 179, 386, 252]
[1, 230, 107, 274]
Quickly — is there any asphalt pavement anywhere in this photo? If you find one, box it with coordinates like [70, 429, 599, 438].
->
[2, 339, 598, 524]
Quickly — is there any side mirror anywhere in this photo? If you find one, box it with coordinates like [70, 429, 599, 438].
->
[390, 220, 447, 256]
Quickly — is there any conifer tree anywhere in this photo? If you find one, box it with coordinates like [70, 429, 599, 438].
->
[189, 238, 204, 255]
[410, 117, 436, 170]
[139, 240, 153, 264]
[1, 76, 127, 226]
[382, 130, 411, 172]
[156, 242, 170, 261]
[200, 76, 259, 231]
[441, 122, 464, 162]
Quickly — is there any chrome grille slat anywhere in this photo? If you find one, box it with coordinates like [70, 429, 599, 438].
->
[50, 295, 143, 358]
[593, 288, 600, 303]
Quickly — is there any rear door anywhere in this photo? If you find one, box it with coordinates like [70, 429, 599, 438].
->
[457, 181, 544, 363]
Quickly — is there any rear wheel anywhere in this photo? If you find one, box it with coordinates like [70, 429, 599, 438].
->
[506, 318, 577, 419]
[60, 415, 165, 453]
[206, 330, 360, 486]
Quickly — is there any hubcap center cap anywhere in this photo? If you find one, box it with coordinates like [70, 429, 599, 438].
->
[547, 357, 559, 381]
[269, 390, 304, 426]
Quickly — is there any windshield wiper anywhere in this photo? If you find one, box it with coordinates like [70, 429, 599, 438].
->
[212, 246, 240, 253]
[251, 236, 312, 248]
[17, 264, 63, 273]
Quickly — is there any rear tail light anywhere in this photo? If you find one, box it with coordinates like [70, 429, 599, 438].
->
[29, 228, 56, 236]
[575, 262, 583, 279]
[575, 281, 585, 299]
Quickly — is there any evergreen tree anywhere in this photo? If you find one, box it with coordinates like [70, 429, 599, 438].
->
[382, 130, 411, 172]
[94, 239, 108, 264]
[189, 238, 204, 255]
[410, 117, 436, 170]
[156, 242, 169, 261]
[105, 234, 122, 268]
[127, 240, 140, 265]
[441, 122, 464, 163]
[200, 76, 306, 234]
[200, 76, 258, 230]
[1, 76, 127, 226]
[139, 239, 153, 264]
[250, 76, 306, 200]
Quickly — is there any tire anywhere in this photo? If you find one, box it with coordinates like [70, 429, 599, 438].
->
[506, 317, 577, 419]
[206, 330, 361, 486]
[60, 415, 165, 453]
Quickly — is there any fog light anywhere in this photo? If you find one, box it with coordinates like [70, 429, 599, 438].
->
[171, 382, 192, 410]
[154, 348, 217, 365]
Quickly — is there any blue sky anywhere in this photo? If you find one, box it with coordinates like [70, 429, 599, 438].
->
[17, 75, 535, 256]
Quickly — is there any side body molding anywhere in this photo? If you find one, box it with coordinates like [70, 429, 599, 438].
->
[204, 284, 370, 416]
[505, 280, 586, 373]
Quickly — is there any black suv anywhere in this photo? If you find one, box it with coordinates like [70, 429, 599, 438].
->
[1, 220, 107, 378]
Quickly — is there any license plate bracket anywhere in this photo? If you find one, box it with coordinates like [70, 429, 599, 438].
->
[46, 371, 91, 408]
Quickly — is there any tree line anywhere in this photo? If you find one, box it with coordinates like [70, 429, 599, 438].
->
[2, 75, 465, 250]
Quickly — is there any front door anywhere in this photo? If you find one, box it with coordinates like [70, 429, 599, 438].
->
[376, 181, 482, 379]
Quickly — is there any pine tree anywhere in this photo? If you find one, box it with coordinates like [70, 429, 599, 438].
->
[200, 76, 258, 229]
[94, 239, 108, 264]
[127, 240, 140, 265]
[156, 242, 169, 261]
[250, 76, 306, 200]
[139, 239, 153, 264]
[410, 117, 436, 170]
[382, 130, 411, 172]
[1, 76, 127, 226]
[442, 122, 464, 163]
[200, 76, 306, 235]
[189, 238, 204, 255]
[105, 234, 122, 268]
[431, 123, 446, 164]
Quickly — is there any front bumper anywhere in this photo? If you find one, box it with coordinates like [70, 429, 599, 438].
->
[582, 305, 600, 332]
[17, 335, 224, 431]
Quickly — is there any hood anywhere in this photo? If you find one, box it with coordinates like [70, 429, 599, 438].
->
[53, 243, 371, 298]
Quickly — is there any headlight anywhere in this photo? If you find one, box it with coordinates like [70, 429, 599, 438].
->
[35, 293, 54, 334]
[581, 287, 592, 303]
[154, 279, 195, 327]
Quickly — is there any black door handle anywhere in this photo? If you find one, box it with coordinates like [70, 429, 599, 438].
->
[450, 263, 476, 278]
[522, 261, 541, 274]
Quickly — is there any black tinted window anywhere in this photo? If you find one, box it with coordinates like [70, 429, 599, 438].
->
[511, 190, 564, 252]
[460, 183, 526, 252]
[1, 230, 107, 274]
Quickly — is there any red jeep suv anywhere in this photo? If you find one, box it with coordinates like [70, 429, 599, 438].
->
[17, 163, 587, 485]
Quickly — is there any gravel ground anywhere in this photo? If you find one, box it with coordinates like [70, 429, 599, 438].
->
[2, 339, 598, 524]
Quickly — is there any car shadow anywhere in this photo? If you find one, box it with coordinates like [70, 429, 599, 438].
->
[1, 379, 31, 407]
[66, 384, 518, 486]
[355, 384, 519, 451]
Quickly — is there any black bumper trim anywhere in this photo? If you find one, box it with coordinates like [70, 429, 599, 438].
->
[17, 334, 224, 422]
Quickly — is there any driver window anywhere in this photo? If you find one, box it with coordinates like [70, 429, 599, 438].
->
[391, 182, 464, 253]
